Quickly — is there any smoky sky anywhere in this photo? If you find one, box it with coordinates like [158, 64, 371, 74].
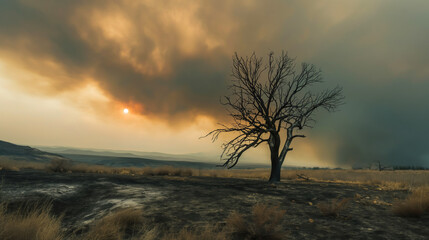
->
[0, 0, 235, 120]
[1, 0, 429, 167]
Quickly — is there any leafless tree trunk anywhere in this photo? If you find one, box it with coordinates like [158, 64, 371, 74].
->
[205, 51, 344, 182]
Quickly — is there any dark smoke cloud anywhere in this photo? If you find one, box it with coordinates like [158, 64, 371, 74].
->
[301, 1, 429, 167]
[0, 0, 233, 120]
[307, 77, 429, 168]
[1, 0, 429, 167]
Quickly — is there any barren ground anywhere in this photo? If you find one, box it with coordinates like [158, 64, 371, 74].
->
[1, 169, 428, 239]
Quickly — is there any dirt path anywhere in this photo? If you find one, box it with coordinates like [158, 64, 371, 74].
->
[1, 170, 427, 239]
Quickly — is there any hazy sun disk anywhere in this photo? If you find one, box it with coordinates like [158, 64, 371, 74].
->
[123, 108, 129, 114]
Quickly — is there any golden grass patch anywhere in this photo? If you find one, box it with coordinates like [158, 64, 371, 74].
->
[0, 202, 63, 240]
[317, 198, 351, 217]
[226, 203, 286, 240]
[392, 186, 429, 218]
[0, 157, 45, 171]
[83, 208, 145, 240]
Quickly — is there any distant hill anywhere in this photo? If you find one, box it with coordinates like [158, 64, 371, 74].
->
[0, 140, 217, 168]
[37, 146, 216, 162]
[37, 146, 270, 169]
[0, 140, 69, 163]
[60, 154, 218, 169]
[1, 142, 269, 169]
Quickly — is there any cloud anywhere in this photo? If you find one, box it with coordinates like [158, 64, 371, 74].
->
[0, 0, 365, 121]
[0, 0, 234, 122]
[0, 0, 428, 167]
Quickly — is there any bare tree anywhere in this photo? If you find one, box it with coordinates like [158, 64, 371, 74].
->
[206, 51, 344, 182]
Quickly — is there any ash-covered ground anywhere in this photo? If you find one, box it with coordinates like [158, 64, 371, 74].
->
[0, 169, 427, 239]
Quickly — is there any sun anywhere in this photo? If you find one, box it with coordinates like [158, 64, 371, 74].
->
[123, 108, 129, 114]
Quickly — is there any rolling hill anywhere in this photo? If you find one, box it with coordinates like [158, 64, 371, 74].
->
[1, 140, 268, 169]
[0, 140, 219, 169]
[0, 140, 68, 163]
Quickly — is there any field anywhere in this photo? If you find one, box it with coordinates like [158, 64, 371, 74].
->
[0, 160, 428, 239]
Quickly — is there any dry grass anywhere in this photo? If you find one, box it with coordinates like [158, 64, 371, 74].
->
[73, 204, 286, 240]
[0, 203, 153, 240]
[159, 203, 287, 240]
[392, 186, 429, 218]
[79, 204, 286, 240]
[317, 198, 350, 217]
[2, 157, 428, 190]
[136, 226, 161, 240]
[142, 166, 193, 177]
[226, 203, 286, 240]
[83, 208, 145, 240]
[46, 158, 73, 173]
[161, 225, 226, 240]
[68, 163, 117, 174]
[0, 202, 63, 240]
[0, 157, 45, 171]
[287, 169, 429, 190]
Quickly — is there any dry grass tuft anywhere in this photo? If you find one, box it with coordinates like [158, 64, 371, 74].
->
[392, 186, 429, 218]
[46, 158, 72, 173]
[137, 226, 161, 240]
[0, 202, 291, 240]
[0, 163, 20, 171]
[162, 225, 226, 240]
[148, 166, 194, 177]
[154, 167, 171, 176]
[0, 202, 63, 240]
[317, 198, 350, 217]
[83, 208, 145, 240]
[226, 203, 286, 240]
[0, 157, 45, 171]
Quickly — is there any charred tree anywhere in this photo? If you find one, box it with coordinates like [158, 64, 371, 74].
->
[206, 51, 344, 182]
